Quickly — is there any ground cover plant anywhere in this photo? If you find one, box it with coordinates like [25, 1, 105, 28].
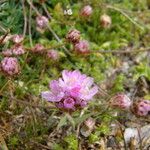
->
[0, 0, 150, 149]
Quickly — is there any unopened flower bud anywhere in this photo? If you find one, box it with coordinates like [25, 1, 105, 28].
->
[47, 50, 59, 61]
[32, 44, 44, 53]
[1, 57, 20, 76]
[36, 16, 48, 29]
[63, 97, 75, 110]
[110, 94, 131, 110]
[66, 29, 80, 43]
[2, 49, 13, 57]
[12, 45, 25, 55]
[131, 99, 150, 116]
[100, 14, 112, 28]
[12, 35, 24, 44]
[80, 5, 93, 17]
[74, 40, 90, 54]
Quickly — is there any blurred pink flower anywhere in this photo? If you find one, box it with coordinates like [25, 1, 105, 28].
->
[74, 40, 90, 54]
[2, 49, 13, 57]
[41, 70, 98, 110]
[110, 94, 131, 110]
[80, 5, 93, 17]
[47, 50, 59, 61]
[12, 45, 25, 55]
[32, 44, 44, 53]
[12, 35, 24, 44]
[132, 99, 150, 116]
[36, 16, 48, 29]
[66, 29, 80, 43]
[1, 57, 20, 76]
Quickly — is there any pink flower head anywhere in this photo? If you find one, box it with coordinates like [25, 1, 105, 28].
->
[74, 40, 90, 54]
[1, 57, 20, 76]
[12, 45, 25, 55]
[110, 94, 131, 110]
[80, 5, 93, 17]
[100, 14, 112, 28]
[132, 99, 150, 116]
[36, 16, 48, 29]
[66, 29, 80, 43]
[12, 34, 24, 44]
[2, 49, 13, 57]
[32, 44, 44, 53]
[41, 70, 98, 111]
[47, 50, 59, 61]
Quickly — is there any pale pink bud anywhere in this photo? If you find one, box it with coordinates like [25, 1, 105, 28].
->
[32, 44, 44, 53]
[2, 49, 13, 57]
[47, 50, 59, 61]
[110, 94, 131, 110]
[100, 14, 112, 28]
[74, 40, 90, 54]
[12, 35, 24, 44]
[66, 29, 80, 43]
[80, 5, 93, 17]
[1, 57, 20, 76]
[12, 45, 25, 55]
[36, 16, 48, 29]
[84, 118, 95, 130]
[132, 99, 150, 116]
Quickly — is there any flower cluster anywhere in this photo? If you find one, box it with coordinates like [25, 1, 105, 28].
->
[2, 45, 25, 56]
[41, 70, 98, 111]
[80, 5, 111, 28]
[1, 57, 20, 76]
[110, 93, 150, 117]
[66, 29, 90, 54]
